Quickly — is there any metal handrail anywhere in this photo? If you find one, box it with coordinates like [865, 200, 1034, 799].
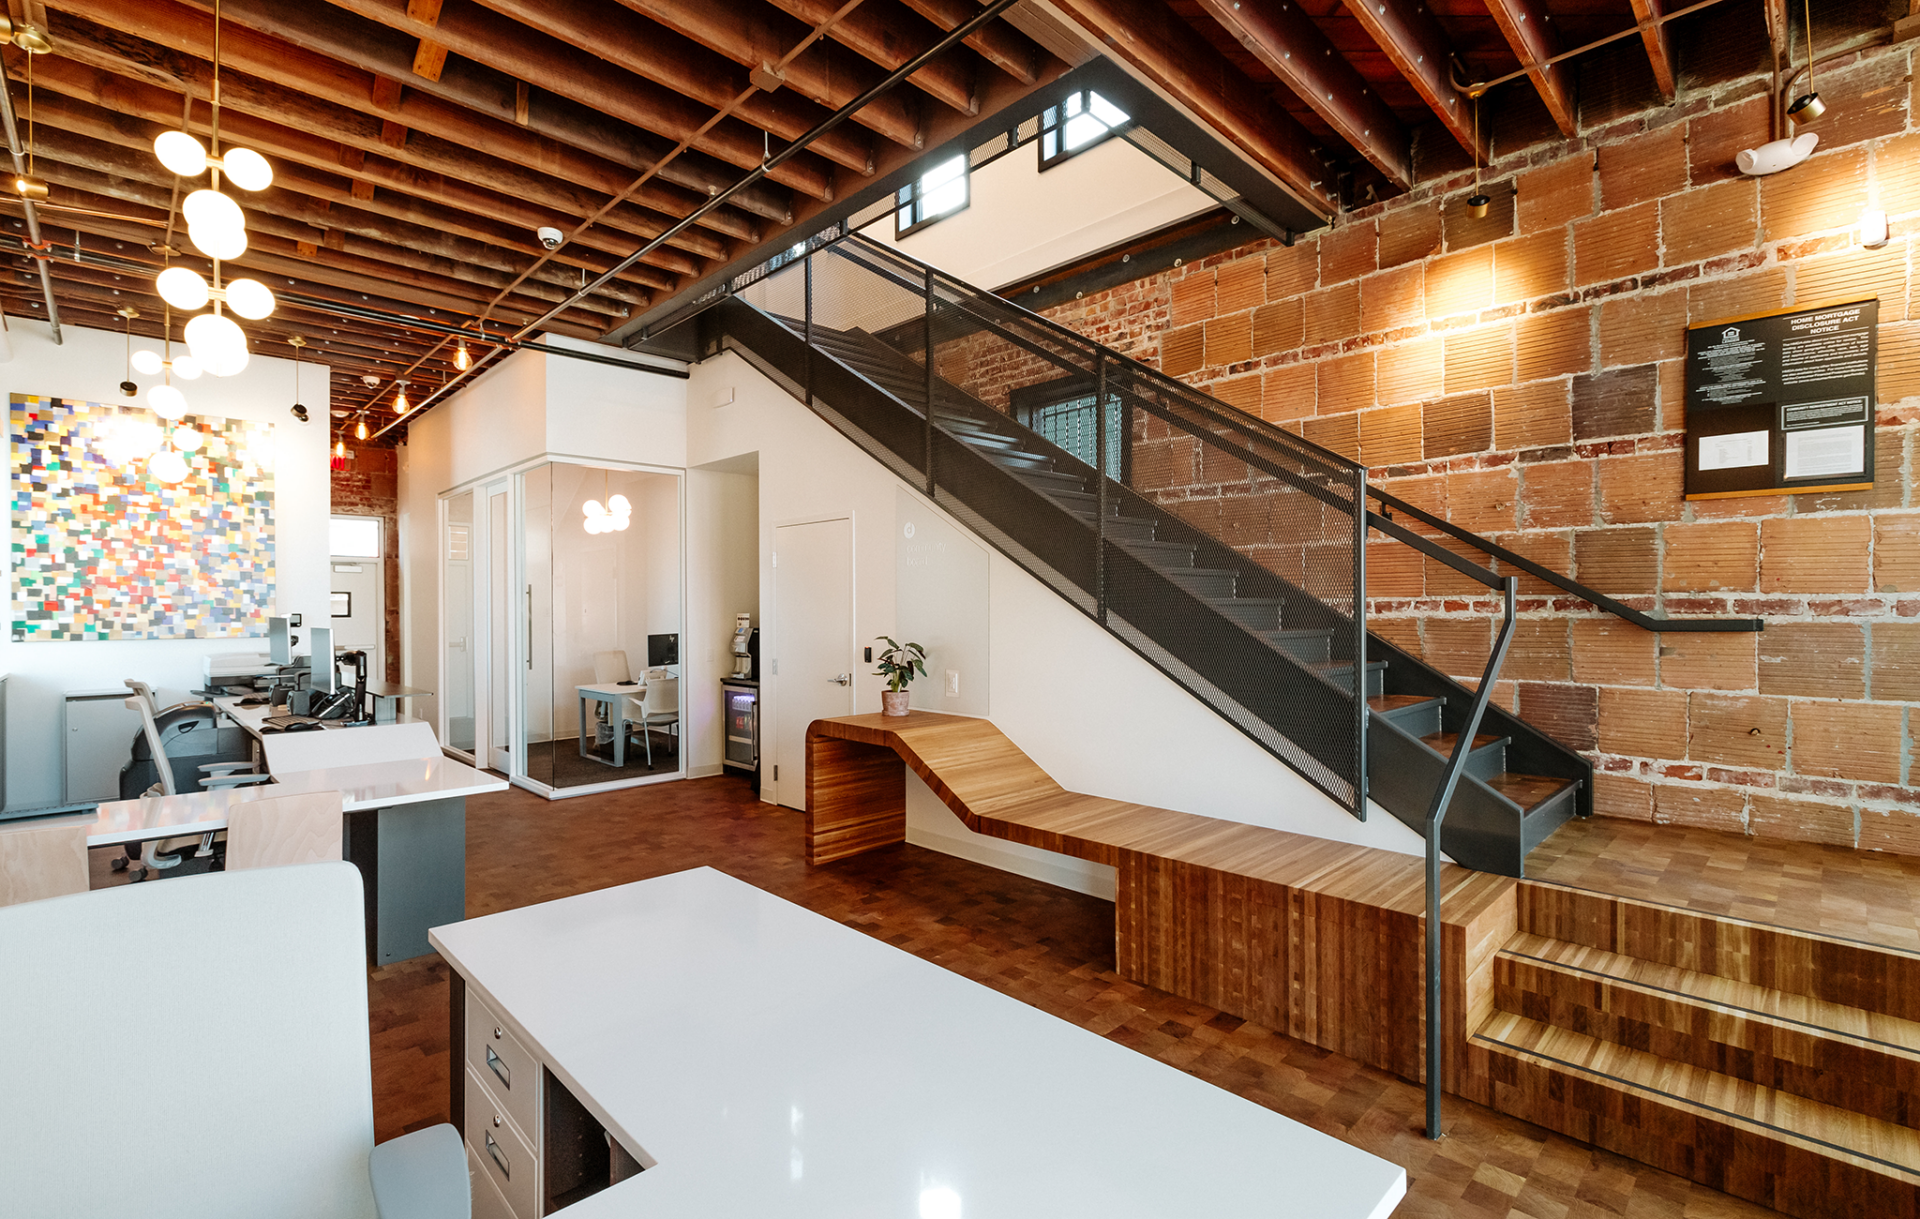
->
[1370, 484, 1763, 633]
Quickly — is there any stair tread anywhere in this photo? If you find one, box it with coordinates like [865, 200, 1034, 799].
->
[1478, 1012, 1920, 1181]
[1501, 932, 1920, 1055]
[1368, 694, 1440, 714]
[1421, 730, 1504, 754]
[1484, 771, 1575, 809]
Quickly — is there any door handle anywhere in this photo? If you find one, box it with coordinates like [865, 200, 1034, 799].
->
[828, 673, 851, 685]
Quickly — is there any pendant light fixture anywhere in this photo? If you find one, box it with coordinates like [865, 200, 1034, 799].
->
[355, 413, 368, 441]
[453, 339, 471, 371]
[145, 306, 191, 421]
[149, 0, 272, 378]
[1787, 0, 1826, 125]
[394, 380, 411, 414]
[118, 305, 140, 397]
[582, 469, 631, 534]
[1466, 88, 1490, 219]
[288, 335, 310, 423]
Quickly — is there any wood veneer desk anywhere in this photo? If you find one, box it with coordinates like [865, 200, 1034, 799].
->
[94, 733, 504, 964]
[430, 867, 1408, 1219]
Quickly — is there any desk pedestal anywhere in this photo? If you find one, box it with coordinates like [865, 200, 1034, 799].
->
[344, 796, 465, 965]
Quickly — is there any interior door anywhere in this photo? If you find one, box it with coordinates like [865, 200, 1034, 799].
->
[442, 492, 475, 755]
[329, 560, 381, 680]
[772, 517, 853, 809]
[487, 485, 512, 773]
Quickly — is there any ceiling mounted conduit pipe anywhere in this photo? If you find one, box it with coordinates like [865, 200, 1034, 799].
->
[0, 55, 60, 343]
[372, 0, 1027, 441]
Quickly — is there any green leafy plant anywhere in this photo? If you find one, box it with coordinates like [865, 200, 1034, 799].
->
[873, 636, 927, 692]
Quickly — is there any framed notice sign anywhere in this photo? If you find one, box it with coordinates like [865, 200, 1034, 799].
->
[1683, 298, 1877, 499]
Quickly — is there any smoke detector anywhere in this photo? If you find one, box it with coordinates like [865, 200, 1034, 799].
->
[360, 374, 381, 387]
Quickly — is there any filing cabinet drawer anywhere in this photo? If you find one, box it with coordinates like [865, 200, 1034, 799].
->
[466, 991, 538, 1141]
[466, 1066, 538, 1219]
[466, 1144, 517, 1219]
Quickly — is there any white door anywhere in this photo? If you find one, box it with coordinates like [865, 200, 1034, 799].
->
[487, 485, 512, 773]
[329, 561, 381, 679]
[773, 517, 854, 810]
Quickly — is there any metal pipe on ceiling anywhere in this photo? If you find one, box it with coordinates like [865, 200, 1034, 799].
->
[0, 55, 61, 343]
[372, 0, 1025, 441]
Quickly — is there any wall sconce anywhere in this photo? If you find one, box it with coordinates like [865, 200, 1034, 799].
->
[1738, 133, 1818, 176]
[1861, 208, 1889, 248]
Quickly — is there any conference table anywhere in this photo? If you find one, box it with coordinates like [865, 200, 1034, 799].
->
[433, 867, 1408, 1219]
[91, 720, 504, 963]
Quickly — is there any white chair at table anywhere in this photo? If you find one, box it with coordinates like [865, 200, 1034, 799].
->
[124, 679, 272, 880]
[0, 862, 469, 1218]
[626, 672, 679, 765]
[591, 650, 639, 750]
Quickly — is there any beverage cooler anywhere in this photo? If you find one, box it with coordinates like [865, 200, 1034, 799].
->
[721, 681, 758, 789]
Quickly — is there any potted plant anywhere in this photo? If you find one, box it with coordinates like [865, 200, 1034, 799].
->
[873, 636, 927, 717]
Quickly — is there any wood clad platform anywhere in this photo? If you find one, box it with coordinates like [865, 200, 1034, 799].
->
[808, 711, 1920, 1219]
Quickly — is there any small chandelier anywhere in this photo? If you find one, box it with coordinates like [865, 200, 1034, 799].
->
[583, 471, 630, 534]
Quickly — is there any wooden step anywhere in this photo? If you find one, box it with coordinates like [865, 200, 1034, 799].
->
[1477, 1012, 1920, 1219]
[1420, 730, 1505, 782]
[1368, 693, 1442, 736]
[1496, 932, 1920, 1129]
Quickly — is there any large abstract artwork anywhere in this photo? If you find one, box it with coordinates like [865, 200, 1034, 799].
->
[11, 393, 276, 642]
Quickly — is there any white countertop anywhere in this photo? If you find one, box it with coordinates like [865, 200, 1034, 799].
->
[431, 868, 1406, 1219]
[85, 754, 504, 843]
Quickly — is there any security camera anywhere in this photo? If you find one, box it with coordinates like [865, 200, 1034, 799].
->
[537, 226, 564, 250]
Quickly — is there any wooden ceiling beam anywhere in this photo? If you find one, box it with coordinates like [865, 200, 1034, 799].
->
[1338, 0, 1482, 159]
[898, 0, 1040, 85]
[44, 2, 765, 253]
[1629, 0, 1678, 102]
[616, 0, 930, 149]
[21, 58, 676, 295]
[202, 0, 826, 207]
[346, 0, 882, 174]
[24, 154, 636, 323]
[1195, 0, 1413, 189]
[9, 198, 607, 336]
[1041, 0, 1335, 216]
[760, 0, 981, 115]
[1481, 0, 1577, 137]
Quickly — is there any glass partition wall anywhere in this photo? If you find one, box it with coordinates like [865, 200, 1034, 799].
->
[522, 461, 684, 793]
[442, 491, 476, 756]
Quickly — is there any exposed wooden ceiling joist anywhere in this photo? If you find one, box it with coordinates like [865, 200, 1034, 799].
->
[1337, 0, 1483, 160]
[1482, 0, 1577, 137]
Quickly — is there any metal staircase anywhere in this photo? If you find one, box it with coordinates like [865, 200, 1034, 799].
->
[676, 232, 1756, 880]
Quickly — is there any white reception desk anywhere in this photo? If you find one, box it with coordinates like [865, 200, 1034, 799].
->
[431, 867, 1407, 1219]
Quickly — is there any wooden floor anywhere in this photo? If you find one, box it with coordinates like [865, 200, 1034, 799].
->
[363, 773, 1782, 1218]
[1527, 816, 1920, 954]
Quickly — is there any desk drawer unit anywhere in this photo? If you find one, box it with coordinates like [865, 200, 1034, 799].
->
[467, 1144, 517, 1219]
[466, 1065, 539, 1219]
[466, 991, 538, 1140]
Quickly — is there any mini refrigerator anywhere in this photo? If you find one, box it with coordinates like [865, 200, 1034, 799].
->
[721, 680, 759, 790]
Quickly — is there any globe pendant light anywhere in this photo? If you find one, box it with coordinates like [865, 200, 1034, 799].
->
[185, 307, 249, 377]
[183, 187, 247, 261]
[147, 448, 188, 484]
[148, 383, 189, 420]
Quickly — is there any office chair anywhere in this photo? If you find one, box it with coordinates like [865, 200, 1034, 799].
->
[123, 679, 272, 880]
[626, 674, 679, 766]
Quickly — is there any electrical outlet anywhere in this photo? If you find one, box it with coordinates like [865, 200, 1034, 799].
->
[945, 669, 960, 697]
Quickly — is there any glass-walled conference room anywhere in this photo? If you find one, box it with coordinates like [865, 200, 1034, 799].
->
[441, 460, 684, 797]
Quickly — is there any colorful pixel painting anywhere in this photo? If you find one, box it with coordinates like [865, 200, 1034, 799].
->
[11, 394, 276, 641]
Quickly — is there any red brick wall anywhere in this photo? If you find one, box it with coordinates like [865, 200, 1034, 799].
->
[331, 446, 402, 683]
[972, 43, 1920, 854]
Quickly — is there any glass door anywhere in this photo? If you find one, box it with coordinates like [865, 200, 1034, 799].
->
[441, 491, 476, 758]
[518, 461, 684, 794]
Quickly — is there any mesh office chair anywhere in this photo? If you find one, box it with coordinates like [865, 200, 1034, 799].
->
[123, 679, 272, 880]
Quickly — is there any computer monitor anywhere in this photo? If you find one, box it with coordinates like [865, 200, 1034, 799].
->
[308, 628, 335, 694]
[268, 616, 291, 666]
[647, 633, 679, 667]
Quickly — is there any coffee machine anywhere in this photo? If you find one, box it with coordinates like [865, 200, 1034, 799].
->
[730, 613, 759, 680]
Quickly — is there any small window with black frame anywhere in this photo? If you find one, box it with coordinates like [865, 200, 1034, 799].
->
[1039, 90, 1132, 170]
[895, 154, 970, 238]
[1013, 378, 1125, 479]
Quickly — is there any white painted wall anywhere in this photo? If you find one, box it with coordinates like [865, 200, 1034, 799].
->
[685, 459, 757, 779]
[686, 350, 1424, 898]
[0, 320, 331, 811]
[863, 135, 1215, 290]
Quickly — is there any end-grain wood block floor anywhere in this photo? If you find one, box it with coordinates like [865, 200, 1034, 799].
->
[374, 776, 1782, 1219]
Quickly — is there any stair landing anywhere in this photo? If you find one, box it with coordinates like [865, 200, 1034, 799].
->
[1525, 814, 1920, 954]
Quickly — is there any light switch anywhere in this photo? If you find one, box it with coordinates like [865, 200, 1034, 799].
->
[945, 669, 960, 696]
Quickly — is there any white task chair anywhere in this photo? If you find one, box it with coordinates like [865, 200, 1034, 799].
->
[626, 674, 679, 765]
[0, 862, 469, 1219]
[124, 679, 272, 880]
